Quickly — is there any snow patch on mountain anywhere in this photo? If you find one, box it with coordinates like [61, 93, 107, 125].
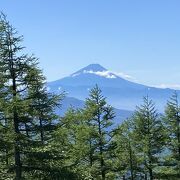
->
[71, 70, 117, 79]
[84, 70, 117, 79]
[71, 69, 137, 81]
[69, 64, 138, 81]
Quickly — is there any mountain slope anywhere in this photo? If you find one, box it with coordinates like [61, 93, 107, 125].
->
[48, 64, 177, 111]
[58, 96, 133, 125]
[49, 64, 146, 89]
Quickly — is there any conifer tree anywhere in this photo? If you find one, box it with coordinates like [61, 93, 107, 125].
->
[50, 108, 88, 179]
[83, 85, 115, 179]
[132, 96, 165, 180]
[0, 12, 35, 179]
[112, 120, 139, 180]
[164, 92, 180, 178]
[23, 73, 64, 179]
[54, 86, 116, 179]
[0, 13, 62, 179]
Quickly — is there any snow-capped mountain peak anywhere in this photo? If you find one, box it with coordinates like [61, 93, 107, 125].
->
[48, 64, 179, 111]
[71, 64, 106, 75]
[71, 64, 118, 79]
[79, 64, 107, 72]
[71, 70, 118, 79]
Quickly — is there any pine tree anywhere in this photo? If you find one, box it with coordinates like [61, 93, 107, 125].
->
[164, 92, 180, 178]
[132, 96, 165, 180]
[83, 85, 115, 179]
[23, 73, 64, 179]
[55, 86, 116, 179]
[0, 12, 35, 179]
[0, 13, 63, 179]
[50, 108, 89, 179]
[112, 120, 139, 180]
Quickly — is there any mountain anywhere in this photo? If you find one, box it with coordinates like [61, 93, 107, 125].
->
[58, 96, 133, 125]
[49, 64, 145, 89]
[48, 64, 177, 111]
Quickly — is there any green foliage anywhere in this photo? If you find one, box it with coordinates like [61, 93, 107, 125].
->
[83, 85, 115, 179]
[51, 86, 116, 179]
[163, 92, 180, 178]
[112, 120, 140, 179]
[0, 12, 180, 180]
[0, 13, 64, 179]
[132, 96, 166, 179]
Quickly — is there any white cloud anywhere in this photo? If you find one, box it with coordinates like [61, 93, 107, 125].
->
[83, 70, 117, 79]
[153, 84, 180, 90]
[83, 70, 138, 81]
[71, 69, 137, 81]
[114, 72, 138, 82]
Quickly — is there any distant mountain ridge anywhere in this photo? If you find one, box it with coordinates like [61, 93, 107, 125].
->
[48, 64, 177, 111]
[71, 64, 108, 75]
[49, 64, 145, 89]
[59, 96, 133, 125]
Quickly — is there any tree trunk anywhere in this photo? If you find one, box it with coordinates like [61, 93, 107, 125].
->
[97, 111, 105, 180]
[149, 168, 153, 180]
[144, 173, 147, 180]
[12, 61, 22, 179]
[5, 118, 9, 166]
[129, 141, 134, 180]
[101, 156, 105, 180]
[13, 110, 22, 180]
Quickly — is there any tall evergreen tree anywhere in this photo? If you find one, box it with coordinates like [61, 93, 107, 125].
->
[0, 12, 34, 179]
[52, 86, 116, 179]
[164, 92, 180, 178]
[83, 85, 115, 179]
[24, 75, 64, 179]
[0, 13, 62, 179]
[50, 108, 90, 179]
[112, 120, 139, 180]
[132, 96, 165, 180]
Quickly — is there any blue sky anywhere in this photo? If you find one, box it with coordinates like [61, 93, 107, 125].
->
[1, 0, 180, 88]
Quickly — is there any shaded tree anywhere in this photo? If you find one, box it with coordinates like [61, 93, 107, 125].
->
[112, 120, 139, 180]
[83, 85, 115, 179]
[163, 92, 180, 178]
[132, 96, 165, 180]
[0, 13, 63, 179]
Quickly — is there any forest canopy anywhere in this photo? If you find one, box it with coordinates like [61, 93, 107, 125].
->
[0, 13, 179, 180]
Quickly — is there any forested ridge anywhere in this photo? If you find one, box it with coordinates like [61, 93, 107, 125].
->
[0, 13, 179, 180]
